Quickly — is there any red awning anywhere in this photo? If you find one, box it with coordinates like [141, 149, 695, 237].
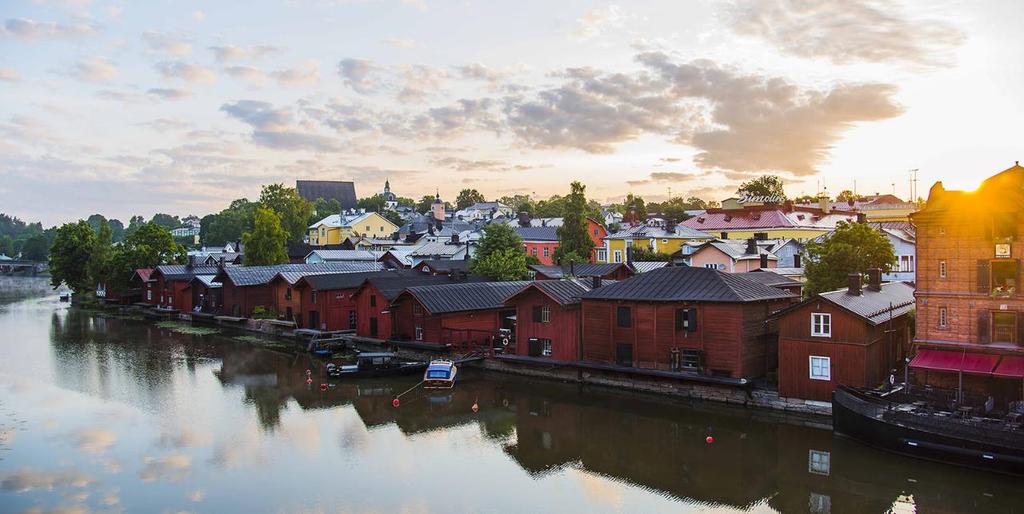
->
[993, 356, 1024, 378]
[909, 349, 1000, 375]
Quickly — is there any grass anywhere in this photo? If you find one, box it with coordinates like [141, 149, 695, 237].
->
[154, 320, 222, 336]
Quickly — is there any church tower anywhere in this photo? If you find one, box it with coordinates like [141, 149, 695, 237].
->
[431, 190, 445, 221]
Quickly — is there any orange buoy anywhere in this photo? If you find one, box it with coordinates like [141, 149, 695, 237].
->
[706, 436, 714, 444]
[471, 402, 479, 413]
[392, 398, 400, 408]
[319, 383, 328, 391]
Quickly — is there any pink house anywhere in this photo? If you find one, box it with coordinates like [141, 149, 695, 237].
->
[686, 240, 778, 273]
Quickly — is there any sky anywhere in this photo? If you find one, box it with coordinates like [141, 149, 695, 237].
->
[1, 0, 1022, 225]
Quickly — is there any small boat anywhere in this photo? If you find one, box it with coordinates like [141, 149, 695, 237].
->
[325, 352, 426, 378]
[833, 385, 1024, 476]
[423, 359, 458, 389]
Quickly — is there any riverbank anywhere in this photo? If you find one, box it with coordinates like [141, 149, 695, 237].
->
[81, 298, 832, 422]
[0, 276, 61, 305]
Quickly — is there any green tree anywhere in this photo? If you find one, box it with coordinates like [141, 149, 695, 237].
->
[736, 175, 787, 204]
[623, 193, 647, 223]
[456, 189, 485, 210]
[415, 195, 436, 213]
[469, 223, 528, 280]
[630, 247, 672, 262]
[107, 218, 125, 242]
[0, 235, 13, 256]
[396, 196, 415, 207]
[836, 190, 864, 203]
[259, 184, 313, 242]
[554, 181, 596, 265]
[356, 194, 387, 213]
[21, 234, 49, 261]
[382, 210, 404, 227]
[49, 221, 98, 293]
[498, 194, 534, 215]
[87, 224, 114, 291]
[86, 214, 108, 234]
[150, 213, 182, 229]
[104, 223, 184, 292]
[124, 215, 146, 238]
[242, 208, 289, 266]
[792, 194, 818, 204]
[312, 197, 342, 222]
[202, 199, 257, 246]
[803, 221, 896, 296]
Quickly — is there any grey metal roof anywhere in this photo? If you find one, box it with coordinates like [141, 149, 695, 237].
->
[632, 261, 669, 273]
[514, 226, 559, 241]
[409, 241, 470, 257]
[582, 266, 796, 303]
[299, 269, 419, 291]
[364, 274, 484, 301]
[606, 223, 713, 240]
[506, 278, 607, 306]
[703, 240, 778, 261]
[306, 249, 383, 261]
[217, 262, 385, 287]
[739, 271, 802, 288]
[529, 263, 627, 279]
[419, 259, 470, 273]
[818, 281, 916, 325]
[155, 264, 221, 281]
[295, 180, 356, 209]
[402, 281, 530, 314]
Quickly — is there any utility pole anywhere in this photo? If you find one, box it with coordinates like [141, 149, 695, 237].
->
[909, 169, 919, 202]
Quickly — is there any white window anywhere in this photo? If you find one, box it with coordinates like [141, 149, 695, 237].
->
[939, 307, 948, 328]
[811, 313, 831, 337]
[808, 450, 831, 476]
[613, 250, 622, 263]
[542, 339, 552, 356]
[704, 263, 718, 269]
[898, 255, 915, 273]
[543, 247, 549, 257]
[147, 290, 152, 301]
[596, 249, 607, 262]
[415, 326, 423, 341]
[541, 305, 550, 323]
[809, 356, 831, 381]
[939, 260, 947, 278]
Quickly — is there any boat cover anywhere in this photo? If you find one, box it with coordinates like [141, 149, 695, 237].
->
[993, 356, 1024, 378]
[909, 349, 999, 375]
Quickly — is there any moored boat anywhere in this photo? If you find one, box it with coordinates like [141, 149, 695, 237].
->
[423, 359, 458, 389]
[833, 385, 1024, 476]
[326, 352, 427, 378]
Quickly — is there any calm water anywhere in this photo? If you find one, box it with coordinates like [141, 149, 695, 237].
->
[0, 291, 1021, 513]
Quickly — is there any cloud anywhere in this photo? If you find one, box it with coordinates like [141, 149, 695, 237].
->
[272, 60, 320, 86]
[0, 67, 19, 83]
[626, 170, 716, 186]
[141, 30, 192, 55]
[0, 468, 97, 492]
[224, 65, 268, 86]
[381, 37, 415, 49]
[337, 58, 386, 94]
[208, 44, 277, 62]
[72, 427, 117, 454]
[155, 60, 216, 83]
[411, 98, 501, 138]
[221, 100, 339, 151]
[397, 64, 447, 102]
[194, 10, 206, 21]
[401, 0, 427, 11]
[71, 58, 117, 82]
[571, 5, 625, 41]
[729, 0, 966, 66]
[147, 87, 192, 100]
[1, 17, 99, 40]
[138, 454, 191, 482]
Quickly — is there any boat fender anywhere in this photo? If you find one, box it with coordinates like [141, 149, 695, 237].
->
[501, 338, 509, 346]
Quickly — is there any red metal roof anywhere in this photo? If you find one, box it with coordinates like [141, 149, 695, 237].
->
[134, 268, 154, 282]
[909, 349, 1000, 375]
[993, 356, 1024, 378]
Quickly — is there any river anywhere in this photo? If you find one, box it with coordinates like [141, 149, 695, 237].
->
[0, 287, 1021, 513]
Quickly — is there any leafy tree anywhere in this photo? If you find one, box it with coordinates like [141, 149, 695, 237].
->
[150, 213, 182, 230]
[242, 208, 289, 266]
[836, 190, 864, 203]
[86, 214, 108, 234]
[469, 223, 528, 280]
[125, 215, 146, 238]
[498, 194, 534, 215]
[259, 184, 313, 242]
[312, 197, 342, 222]
[630, 246, 672, 262]
[356, 194, 388, 213]
[396, 196, 415, 207]
[623, 193, 647, 223]
[202, 199, 257, 246]
[554, 181, 596, 265]
[415, 195, 436, 213]
[803, 221, 896, 296]
[455, 189, 485, 210]
[792, 195, 818, 204]
[381, 210, 404, 227]
[104, 223, 184, 292]
[107, 218, 125, 242]
[736, 175, 787, 203]
[0, 235, 13, 257]
[87, 224, 114, 291]
[49, 221, 98, 293]
[525, 254, 542, 266]
[21, 234, 49, 261]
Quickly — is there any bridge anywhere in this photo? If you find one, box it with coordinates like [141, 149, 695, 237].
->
[0, 260, 47, 275]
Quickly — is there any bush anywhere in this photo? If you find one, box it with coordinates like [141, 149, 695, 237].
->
[251, 305, 277, 319]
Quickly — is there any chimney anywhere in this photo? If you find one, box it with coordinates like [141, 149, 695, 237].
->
[867, 267, 882, 291]
[592, 276, 602, 289]
[464, 240, 470, 260]
[856, 212, 867, 224]
[451, 233, 460, 244]
[783, 200, 793, 212]
[435, 219, 442, 231]
[518, 211, 531, 227]
[745, 238, 757, 255]
[847, 273, 862, 295]
[626, 246, 633, 265]
[187, 255, 194, 270]
[819, 195, 831, 214]
[666, 219, 677, 234]
[759, 254, 768, 269]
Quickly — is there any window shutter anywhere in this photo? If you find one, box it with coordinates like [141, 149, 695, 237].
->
[532, 305, 542, 322]
[675, 309, 684, 331]
[687, 308, 698, 332]
[977, 260, 990, 294]
[977, 309, 990, 343]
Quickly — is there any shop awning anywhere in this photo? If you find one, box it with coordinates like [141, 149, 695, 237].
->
[909, 349, 1000, 375]
[993, 356, 1024, 378]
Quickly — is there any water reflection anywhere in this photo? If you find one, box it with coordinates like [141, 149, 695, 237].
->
[0, 296, 1021, 513]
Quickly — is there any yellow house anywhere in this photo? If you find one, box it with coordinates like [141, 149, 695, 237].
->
[598, 224, 714, 263]
[308, 211, 398, 246]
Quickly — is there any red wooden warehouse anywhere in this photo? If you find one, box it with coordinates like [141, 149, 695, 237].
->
[151, 263, 219, 311]
[215, 262, 384, 318]
[579, 266, 796, 380]
[352, 274, 467, 340]
[292, 270, 416, 331]
[391, 281, 528, 350]
[503, 279, 604, 361]
[773, 271, 914, 401]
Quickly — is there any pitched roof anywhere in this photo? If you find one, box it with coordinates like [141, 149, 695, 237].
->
[529, 263, 627, 279]
[154, 264, 221, 281]
[363, 273, 484, 301]
[514, 226, 559, 241]
[506, 278, 606, 306]
[217, 262, 385, 287]
[409, 241, 470, 257]
[305, 249, 383, 261]
[402, 281, 530, 314]
[682, 208, 859, 231]
[133, 268, 154, 283]
[189, 275, 221, 289]
[299, 269, 419, 291]
[818, 281, 916, 325]
[295, 180, 356, 209]
[699, 240, 779, 261]
[418, 259, 470, 273]
[606, 223, 713, 240]
[632, 261, 669, 273]
[308, 212, 380, 230]
[581, 266, 796, 302]
[739, 270, 801, 288]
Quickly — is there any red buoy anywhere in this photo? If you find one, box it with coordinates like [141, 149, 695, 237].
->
[319, 383, 327, 391]
[392, 398, 400, 408]
[306, 377, 313, 385]
[305, 369, 311, 376]
[471, 402, 479, 413]
[706, 436, 714, 444]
